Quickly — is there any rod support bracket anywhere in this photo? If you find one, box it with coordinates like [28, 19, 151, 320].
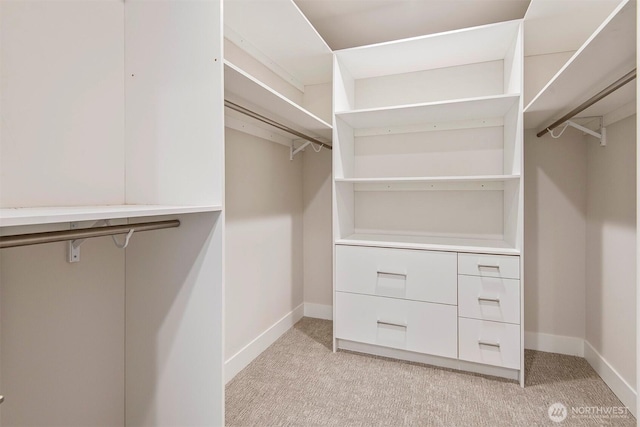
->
[290, 140, 312, 160]
[566, 119, 607, 146]
[67, 222, 81, 263]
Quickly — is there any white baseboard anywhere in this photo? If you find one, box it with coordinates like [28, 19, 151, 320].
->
[584, 340, 637, 418]
[225, 303, 304, 383]
[524, 331, 585, 357]
[304, 303, 332, 320]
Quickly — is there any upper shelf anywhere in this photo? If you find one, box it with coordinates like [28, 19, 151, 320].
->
[224, 61, 332, 141]
[0, 205, 222, 227]
[524, 0, 636, 130]
[334, 20, 522, 80]
[224, 0, 332, 88]
[336, 94, 519, 129]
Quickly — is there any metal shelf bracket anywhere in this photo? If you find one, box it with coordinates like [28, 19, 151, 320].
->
[548, 118, 607, 146]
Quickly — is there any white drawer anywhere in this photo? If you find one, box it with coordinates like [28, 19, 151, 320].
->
[335, 291, 457, 359]
[458, 253, 520, 279]
[335, 245, 457, 305]
[458, 275, 520, 324]
[458, 318, 520, 370]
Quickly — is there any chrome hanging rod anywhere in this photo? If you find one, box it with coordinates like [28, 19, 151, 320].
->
[0, 219, 180, 249]
[537, 68, 636, 138]
[224, 100, 332, 150]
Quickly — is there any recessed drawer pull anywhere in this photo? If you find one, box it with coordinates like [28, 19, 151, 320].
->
[478, 340, 501, 348]
[477, 296, 501, 303]
[376, 270, 407, 278]
[477, 263, 500, 270]
[377, 320, 407, 328]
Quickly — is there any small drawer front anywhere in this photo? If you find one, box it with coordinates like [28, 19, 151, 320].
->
[458, 318, 520, 370]
[335, 291, 457, 359]
[336, 245, 457, 305]
[458, 275, 520, 324]
[458, 253, 520, 279]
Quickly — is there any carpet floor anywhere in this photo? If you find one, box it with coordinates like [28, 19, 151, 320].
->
[226, 318, 636, 426]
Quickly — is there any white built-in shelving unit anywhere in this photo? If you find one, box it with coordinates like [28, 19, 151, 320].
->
[333, 20, 526, 385]
[333, 20, 524, 254]
[223, 0, 333, 149]
[0, 1, 225, 425]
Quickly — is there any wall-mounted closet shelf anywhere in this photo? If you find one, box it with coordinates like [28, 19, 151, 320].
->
[0, 205, 221, 228]
[0, 219, 179, 249]
[336, 234, 520, 256]
[224, 61, 332, 141]
[224, 99, 332, 150]
[224, 0, 332, 89]
[537, 68, 636, 138]
[336, 176, 520, 191]
[524, 0, 636, 130]
[336, 95, 519, 129]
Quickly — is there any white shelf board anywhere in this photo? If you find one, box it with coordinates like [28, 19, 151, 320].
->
[225, 61, 332, 141]
[524, 0, 636, 130]
[336, 175, 521, 184]
[0, 205, 222, 227]
[224, 0, 332, 86]
[336, 95, 519, 130]
[336, 233, 520, 256]
[336, 176, 520, 191]
[334, 20, 521, 79]
[524, 0, 622, 57]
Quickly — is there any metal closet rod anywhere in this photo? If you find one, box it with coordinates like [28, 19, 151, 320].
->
[0, 219, 180, 249]
[224, 99, 332, 150]
[537, 68, 637, 138]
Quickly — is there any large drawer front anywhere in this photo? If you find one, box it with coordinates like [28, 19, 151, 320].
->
[335, 245, 457, 305]
[458, 318, 520, 370]
[458, 275, 520, 324]
[335, 291, 457, 359]
[458, 253, 520, 279]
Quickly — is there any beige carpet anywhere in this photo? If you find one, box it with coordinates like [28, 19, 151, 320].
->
[226, 318, 635, 426]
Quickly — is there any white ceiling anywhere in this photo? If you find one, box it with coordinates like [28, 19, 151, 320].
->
[294, 0, 531, 50]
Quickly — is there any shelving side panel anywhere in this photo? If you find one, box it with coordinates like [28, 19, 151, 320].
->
[334, 55, 356, 113]
[0, 1, 125, 208]
[126, 212, 224, 426]
[125, 0, 224, 207]
[334, 118, 355, 179]
[504, 101, 523, 176]
[353, 126, 505, 178]
[334, 182, 355, 241]
[503, 175, 523, 253]
[504, 22, 524, 96]
[354, 190, 504, 241]
[353, 61, 504, 110]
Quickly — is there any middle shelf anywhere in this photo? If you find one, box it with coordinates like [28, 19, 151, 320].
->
[336, 94, 519, 130]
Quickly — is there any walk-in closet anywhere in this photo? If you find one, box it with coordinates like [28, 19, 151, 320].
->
[0, 0, 637, 425]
